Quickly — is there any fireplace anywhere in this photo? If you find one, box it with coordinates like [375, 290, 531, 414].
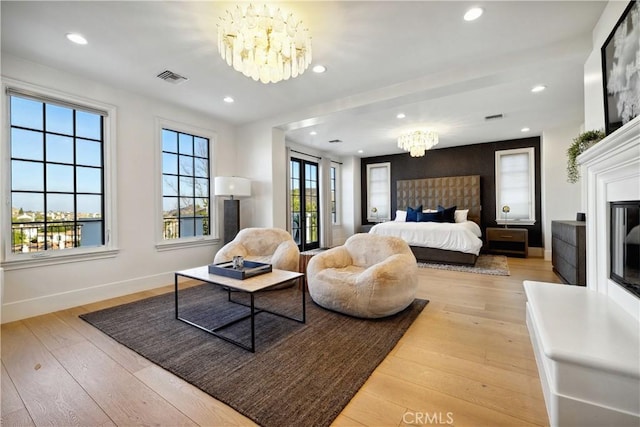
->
[524, 117, 639, 426]
[610, 201, 640, 299]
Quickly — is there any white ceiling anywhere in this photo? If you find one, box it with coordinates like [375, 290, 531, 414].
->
[1, 1, 607, 157]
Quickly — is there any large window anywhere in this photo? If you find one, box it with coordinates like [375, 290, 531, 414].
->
[161, 128, 210, 240]
[8, 91, 107, 256]
[495, 147, 536, 225]
[366, 162, 391, 222]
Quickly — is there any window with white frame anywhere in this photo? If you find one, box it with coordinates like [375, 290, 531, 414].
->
[5, 87, 114, 262]
[161, 127, 211, 240]
[366, 162, 391, 222]
[495, 147, 536, 225]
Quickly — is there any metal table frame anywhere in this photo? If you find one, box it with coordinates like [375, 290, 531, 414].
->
[174, 267, 305, 352]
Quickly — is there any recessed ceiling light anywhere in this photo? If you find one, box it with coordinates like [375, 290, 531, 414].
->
[223, 96, 234, 103]
[310, 131, 317, 136]
[357, 150, 364, 154]
[531, 85, 547, 93]
[396, 113, 406, 119]
[464, 7, 483, 21]
[312, 65, 327, 73]
[66, 33, 88, 45]
[521, 127, 530, 132]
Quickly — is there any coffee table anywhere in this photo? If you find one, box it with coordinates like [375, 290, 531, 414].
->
[174, 266, 305, 352]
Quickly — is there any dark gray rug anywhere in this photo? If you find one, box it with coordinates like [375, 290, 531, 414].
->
[80, 284, 427, 427]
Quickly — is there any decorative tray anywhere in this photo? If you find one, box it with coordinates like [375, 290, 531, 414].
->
[208, 261, 272, 280]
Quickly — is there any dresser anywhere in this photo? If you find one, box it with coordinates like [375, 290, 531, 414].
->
[551, 220, 586, 286]
[486, 227, 528, 257]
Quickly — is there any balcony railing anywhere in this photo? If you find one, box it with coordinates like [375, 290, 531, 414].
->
[11, 219, 102, 253]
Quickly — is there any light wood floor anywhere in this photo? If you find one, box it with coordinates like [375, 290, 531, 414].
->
[1, 257, 560, 426]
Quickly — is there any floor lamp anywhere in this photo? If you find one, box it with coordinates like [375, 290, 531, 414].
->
[214, 176, 251, 244]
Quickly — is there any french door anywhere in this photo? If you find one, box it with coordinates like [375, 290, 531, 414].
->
[290, 158, 319, 251]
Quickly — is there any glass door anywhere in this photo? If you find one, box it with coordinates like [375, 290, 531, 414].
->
[290, 158, 320, 251]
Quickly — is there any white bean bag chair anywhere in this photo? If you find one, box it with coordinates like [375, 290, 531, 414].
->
[214, 227, 300, 288]
[307, 233, 418, 318]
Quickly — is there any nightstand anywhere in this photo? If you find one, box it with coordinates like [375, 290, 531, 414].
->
[486, 227, 528, 257]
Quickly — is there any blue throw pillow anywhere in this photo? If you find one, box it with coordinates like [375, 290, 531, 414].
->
[406, 205, 423, 222]
[437, 205, 457, 223]
[418, 211, 442, 222]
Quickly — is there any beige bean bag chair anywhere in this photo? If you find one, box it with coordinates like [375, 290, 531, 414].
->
[214, 227, 300, 288]
[307, 233, 418, 318]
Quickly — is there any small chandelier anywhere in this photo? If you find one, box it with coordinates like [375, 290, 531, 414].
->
[217, 4, 312, 84]
[397, 130, 439, 157]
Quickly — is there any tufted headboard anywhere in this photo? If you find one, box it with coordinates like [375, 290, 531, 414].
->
[396, 175, 481, 223]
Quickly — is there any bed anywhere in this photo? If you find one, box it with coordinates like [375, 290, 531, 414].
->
[370, 175, 483, 265]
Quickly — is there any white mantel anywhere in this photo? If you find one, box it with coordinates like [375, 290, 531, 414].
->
[524, 117, 640, 426]
[578, 116, 640, 320]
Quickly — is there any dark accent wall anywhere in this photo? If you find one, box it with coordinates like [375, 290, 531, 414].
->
[360, 137, 543, 247]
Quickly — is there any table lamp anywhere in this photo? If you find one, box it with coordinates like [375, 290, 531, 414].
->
[214, 176, 251, 243]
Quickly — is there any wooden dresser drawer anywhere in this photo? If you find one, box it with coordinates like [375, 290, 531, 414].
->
[486, 227, 528, 257]
[487, 228, 527, 242]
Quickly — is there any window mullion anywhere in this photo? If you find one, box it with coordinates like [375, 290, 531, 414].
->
[42, 101, 49, 251]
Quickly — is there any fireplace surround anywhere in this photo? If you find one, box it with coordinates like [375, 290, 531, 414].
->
[524, 116, 639, 426]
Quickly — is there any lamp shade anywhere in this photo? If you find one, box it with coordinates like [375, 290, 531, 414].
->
[214, 176, 251, 198]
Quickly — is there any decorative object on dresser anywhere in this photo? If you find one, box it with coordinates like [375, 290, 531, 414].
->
[486, 227, 528, 257]
[214, 176, 251, 244]
[551, 220, 586, 286]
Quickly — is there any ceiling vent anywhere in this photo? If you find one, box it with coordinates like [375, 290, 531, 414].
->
[484, 113, 504, 121]
[328, 139, 343, 143]
[156, 70, 189, 85]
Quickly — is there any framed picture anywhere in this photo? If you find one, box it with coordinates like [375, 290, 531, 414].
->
[601, 0, 639, 135]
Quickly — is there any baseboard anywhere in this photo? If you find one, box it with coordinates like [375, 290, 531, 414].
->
[1, 271, 173, 323]
[528, 247, 544, 258]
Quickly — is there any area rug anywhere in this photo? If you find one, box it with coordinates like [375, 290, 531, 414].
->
[417, 254, 510, 276]
[80, 284, 427, 427]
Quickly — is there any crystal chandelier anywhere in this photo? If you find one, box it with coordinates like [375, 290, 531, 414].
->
[397, 130, 439, 157]
[217, 4, 312, 84]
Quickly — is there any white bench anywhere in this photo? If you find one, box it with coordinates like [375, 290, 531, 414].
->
[524, 281, 640, 426]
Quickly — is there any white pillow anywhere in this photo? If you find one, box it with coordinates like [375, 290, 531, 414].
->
[422, 208, 438, 213]
[455, 209, 469, 223]
[394, 210, 407, 222]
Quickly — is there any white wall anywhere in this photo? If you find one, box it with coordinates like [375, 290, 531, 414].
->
[235, 121, 279, 229]
[541, 123, 584, 259]
[339, 156, 360, 243]
[1, 55, 237, 322]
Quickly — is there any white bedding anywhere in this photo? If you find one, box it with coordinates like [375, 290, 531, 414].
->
[369, 221, 483, 255]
